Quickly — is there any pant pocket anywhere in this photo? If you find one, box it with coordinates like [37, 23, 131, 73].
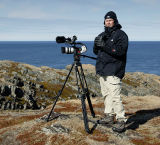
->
[106, 76, 121, 85]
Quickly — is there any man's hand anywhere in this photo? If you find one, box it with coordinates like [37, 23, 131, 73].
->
[94, 36, 105, 48]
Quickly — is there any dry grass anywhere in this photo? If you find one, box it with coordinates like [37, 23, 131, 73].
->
[1, 95, 160, 145]
[17, 131, 47, 145]
[55, 101, 81, 113]
[16, 122, 47, 145]
[40, 82, 77, 100]
[122, 78, 140, 87]
[0, 113, 45, 129]
[88, 129, 108, 142]
[131, 138, 160, 145]
[50, 135, 88, 145]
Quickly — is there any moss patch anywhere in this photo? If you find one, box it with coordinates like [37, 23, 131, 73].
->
[122, 78, 140, 87]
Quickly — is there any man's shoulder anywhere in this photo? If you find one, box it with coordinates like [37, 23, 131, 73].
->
[116, 29, 128, 38]
[98, 32, 105, 36]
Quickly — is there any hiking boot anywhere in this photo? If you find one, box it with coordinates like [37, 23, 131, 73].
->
[98, 114, 114, 125]
[112, 120, 126, 133]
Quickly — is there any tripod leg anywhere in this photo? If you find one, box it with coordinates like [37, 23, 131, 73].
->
[86, 91, 95, 118]
[74, 67, 81, 98]
[76, 67, 91, 133]
[47, 62, 75, 122]
[81, 94, 90, 133]
[79, 64, 95, 118]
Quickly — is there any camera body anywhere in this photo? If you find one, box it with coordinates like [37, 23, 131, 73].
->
[56, 36, 87, 54]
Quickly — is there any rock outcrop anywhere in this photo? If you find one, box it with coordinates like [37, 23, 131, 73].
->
[0, 60, 160, 111]
[0, 61, 77, 110]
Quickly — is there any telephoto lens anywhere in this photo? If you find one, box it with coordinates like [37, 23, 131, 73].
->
[61, 47, 74, 54]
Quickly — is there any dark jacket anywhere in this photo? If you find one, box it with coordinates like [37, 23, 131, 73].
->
[93, 24, 128, 79]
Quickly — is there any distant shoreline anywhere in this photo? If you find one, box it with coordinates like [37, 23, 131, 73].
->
[0, 60, 159, 77]
[0, 41, 160, 76]
[0, 40, 160, 42]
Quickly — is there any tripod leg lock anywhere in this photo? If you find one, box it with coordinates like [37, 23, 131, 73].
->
[80, 94, 86, 99]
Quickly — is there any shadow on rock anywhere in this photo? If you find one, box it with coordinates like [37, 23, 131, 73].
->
[126, 108, 160, 130]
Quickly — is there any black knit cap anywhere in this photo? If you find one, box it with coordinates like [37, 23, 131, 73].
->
[104, 11, 118, 24]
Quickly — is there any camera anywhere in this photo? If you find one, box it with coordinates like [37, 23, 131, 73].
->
[56, 36, 87, 54]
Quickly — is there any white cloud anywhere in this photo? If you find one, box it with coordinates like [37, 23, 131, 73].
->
[6, 1, 48, 19]
[3, 0, 118, 20]
[124, 21, 160, 41]
[8, 9, 47, 19]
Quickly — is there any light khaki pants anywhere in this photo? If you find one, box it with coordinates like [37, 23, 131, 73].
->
[99, 76, 126, 122]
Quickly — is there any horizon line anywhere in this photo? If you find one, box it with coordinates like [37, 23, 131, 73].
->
[0, 40, 160, 42]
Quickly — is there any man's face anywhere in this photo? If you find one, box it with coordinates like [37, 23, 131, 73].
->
[105, 18, 114, 27]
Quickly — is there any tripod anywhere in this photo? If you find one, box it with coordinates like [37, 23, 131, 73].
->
[47, 53, 95, 133]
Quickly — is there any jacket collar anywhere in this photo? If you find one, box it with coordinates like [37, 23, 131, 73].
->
[105, 24, 122, 34]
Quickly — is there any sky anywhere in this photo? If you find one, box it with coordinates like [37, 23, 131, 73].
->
[0, 0, 160, 41]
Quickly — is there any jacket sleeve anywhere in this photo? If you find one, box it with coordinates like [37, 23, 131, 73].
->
[102, 32, 128, 57]
[93, 44, 99, 55]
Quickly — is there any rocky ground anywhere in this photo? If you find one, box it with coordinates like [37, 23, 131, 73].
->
[0, 60, 160, 144]
[0, 96, 160, 145]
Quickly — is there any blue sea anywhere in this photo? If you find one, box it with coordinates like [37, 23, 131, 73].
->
[0, 41, 160, 76]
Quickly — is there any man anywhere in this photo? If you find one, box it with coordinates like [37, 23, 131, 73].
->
[93, 11, 128, 133]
